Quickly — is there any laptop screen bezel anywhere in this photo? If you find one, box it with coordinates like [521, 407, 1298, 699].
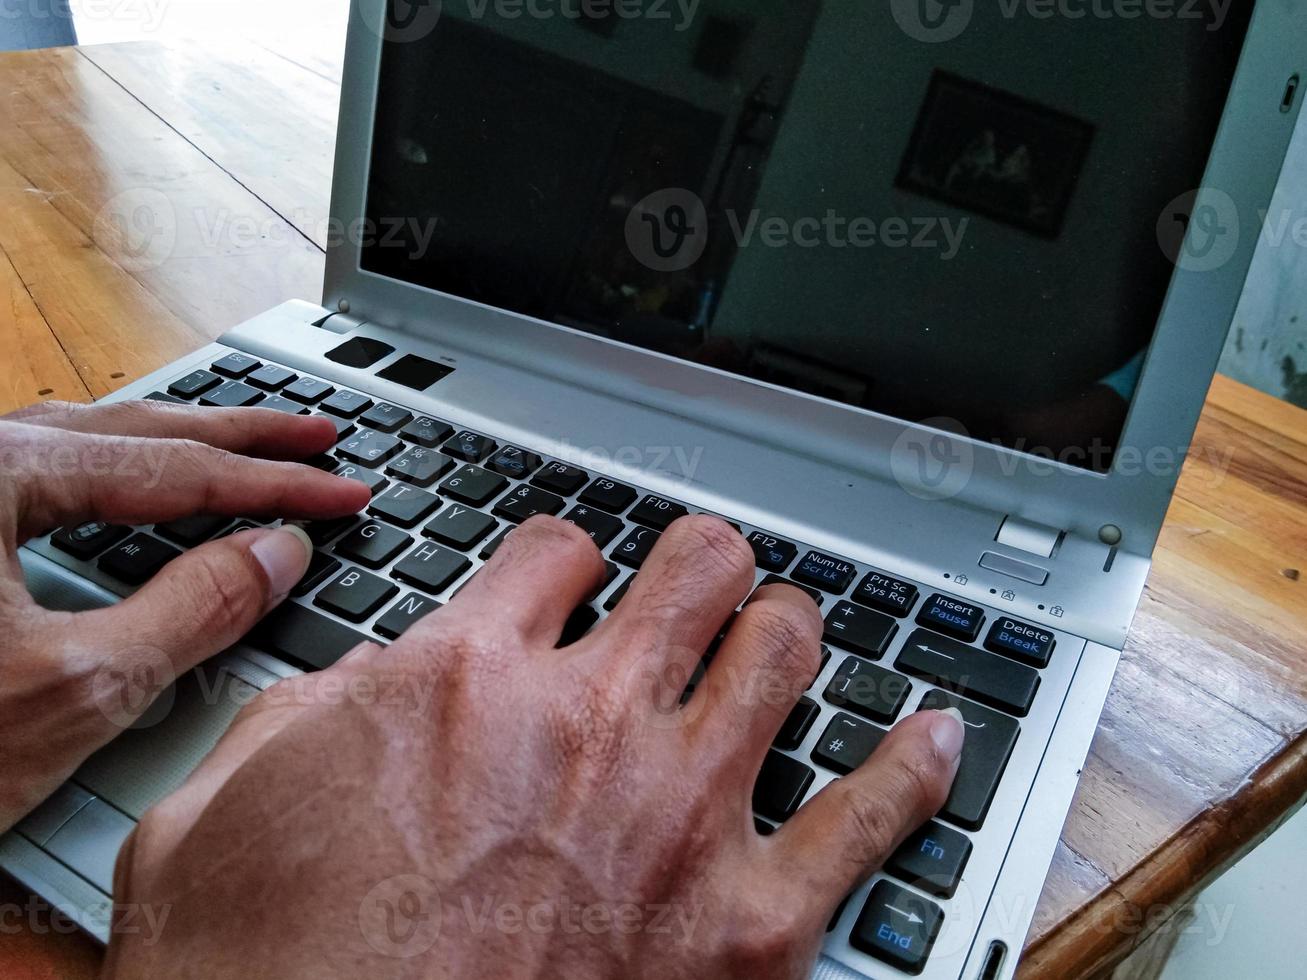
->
[324, 0, 1303, 556]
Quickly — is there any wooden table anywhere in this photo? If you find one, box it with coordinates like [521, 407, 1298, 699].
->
[1, 39, 1305, 980]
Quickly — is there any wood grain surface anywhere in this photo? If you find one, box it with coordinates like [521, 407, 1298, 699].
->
[1, 39, 1305, 980]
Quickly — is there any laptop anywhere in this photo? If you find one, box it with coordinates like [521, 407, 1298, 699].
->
[3, 1, 1302, 976]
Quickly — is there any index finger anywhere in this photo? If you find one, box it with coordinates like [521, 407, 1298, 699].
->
[10, 400, 343, 461]
[12, 427, 369, 538]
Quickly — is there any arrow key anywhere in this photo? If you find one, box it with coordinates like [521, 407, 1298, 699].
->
[851, 879, 944, 975]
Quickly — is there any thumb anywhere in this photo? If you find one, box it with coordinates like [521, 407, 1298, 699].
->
[64, 525, 315, 719]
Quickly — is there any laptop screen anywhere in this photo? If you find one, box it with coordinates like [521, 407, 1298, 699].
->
[362, 1, 1252, 471]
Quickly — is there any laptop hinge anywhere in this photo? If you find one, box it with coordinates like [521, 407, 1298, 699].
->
[314, 311, 368, 335]
[994, 515, 1064, 559]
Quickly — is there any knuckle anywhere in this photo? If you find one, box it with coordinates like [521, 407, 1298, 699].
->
[736, 600, 820, 678]
[670, 514, 754, 573]
[179, 547, 265, 629]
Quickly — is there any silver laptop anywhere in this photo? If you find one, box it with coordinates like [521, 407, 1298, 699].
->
[4, 1, 1303, 976]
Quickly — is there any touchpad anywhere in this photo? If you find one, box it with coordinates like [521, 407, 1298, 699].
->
[74, 666, 257, 820]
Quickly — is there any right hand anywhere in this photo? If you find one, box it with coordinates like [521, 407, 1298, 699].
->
[106, 515, 962, 979]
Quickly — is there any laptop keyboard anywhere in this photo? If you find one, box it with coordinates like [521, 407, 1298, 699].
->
[39, 350, 1075, 977]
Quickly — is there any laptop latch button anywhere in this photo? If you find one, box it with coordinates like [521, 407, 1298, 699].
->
[994, 515, 1061, 558]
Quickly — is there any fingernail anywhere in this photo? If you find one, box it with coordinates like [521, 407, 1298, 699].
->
[931, 707, 966, 761]
[250, 524, 313, 599]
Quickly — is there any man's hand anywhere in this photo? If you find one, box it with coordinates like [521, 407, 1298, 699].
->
[0, 399, 369, 831]
[106, 515, 963, 979]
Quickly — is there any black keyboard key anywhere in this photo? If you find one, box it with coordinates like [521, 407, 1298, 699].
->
[305, 453, 338, 471]
[612, 526, 660, 569]
[851, 571, 919, 618]
[811, 712, 886, 775]
[752, 750, 814, 822]
[590, 561, 620, 601]
[283, 376, 334, 404]
[823, 656, 911, 725]
[337, 430, 403, 467]
[917, 690, 1019, 830]
[316, 412, 356, 441]
[985, 617, 1056, 668]
[369, 485, 441, 529]
[559, 606, 599, 646]
[885, 821, 972, 899]
[199, 381, 263, 408]
[359, 402, 413, 432]
[487, 446, 541, 479]
[386, 446, 453, 487]
[851, 880, 944, 975]
[375, 592, 441, 639]
[747, 531, 797, 572]
[167, 369, 221, 399]
[210, 352, 260, 378]
[154, 515, 230, 547]
[578, 478, 637, 514]
[98, 534, 180, 585]
[442, 430, 496, 463]
[628, 494, 688, 531]
[314, 567, 397, 622]
[494, 485, 565, 523]
[560, 505, 624, 547]
[50, 522, 130, 560]
[531, 461, 588, 496]
[392, 541, 471, 595]
[291, 551, 342, 598]
[320, 389, 373, 418]
[250, 602, 369, 671]
[603, 576, 632, 611]
[215, 520, 262, 539]
[245, 364, 297, 390]
[897, 629, 1039, 717]
[440, 465, 508, 507]
[424, 505, 496, 550]
[917, 593, 984, 641]
[259, 395, 309, 415]
[145, 391, 186, 404]
[791, 550, 857, 594]
[773, 696, 820, 751]
[758, 573, 824, 606]
[335, 463, 389, 496]
[479, 525, 514, 560]
[334, 521, 411, 570]
[400, 415, 454, 448]
[823, 601, 898, 659]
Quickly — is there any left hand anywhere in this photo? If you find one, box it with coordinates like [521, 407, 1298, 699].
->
[0, 398, 369, 832]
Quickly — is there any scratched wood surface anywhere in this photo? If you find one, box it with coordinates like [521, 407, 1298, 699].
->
[1, 40, 1305, 980]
